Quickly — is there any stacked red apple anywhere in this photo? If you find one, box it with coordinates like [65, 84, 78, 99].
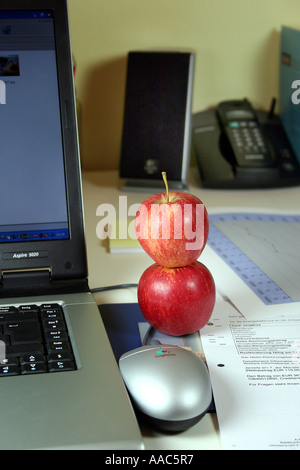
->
[135, 173, 216, 337]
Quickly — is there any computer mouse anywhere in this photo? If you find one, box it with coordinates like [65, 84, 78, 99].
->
[119, 344, 212, 432]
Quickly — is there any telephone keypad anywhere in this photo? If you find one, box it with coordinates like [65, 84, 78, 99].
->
[227, 120, 273, 167]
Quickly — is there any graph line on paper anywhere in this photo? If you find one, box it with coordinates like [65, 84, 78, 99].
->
[207, 213, 300, 305]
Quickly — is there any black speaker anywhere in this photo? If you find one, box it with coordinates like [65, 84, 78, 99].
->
[119, 51, 195, 189]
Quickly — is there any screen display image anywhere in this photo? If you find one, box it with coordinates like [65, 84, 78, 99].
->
[0, 10, 69, 244]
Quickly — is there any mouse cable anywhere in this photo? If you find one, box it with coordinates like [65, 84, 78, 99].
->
[90, 283, 138, 293]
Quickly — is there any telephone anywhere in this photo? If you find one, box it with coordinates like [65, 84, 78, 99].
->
[192, 99, 300, 188]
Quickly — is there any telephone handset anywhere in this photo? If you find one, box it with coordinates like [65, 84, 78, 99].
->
[192, 99, 300, 188]
[216, 99, 275, 169]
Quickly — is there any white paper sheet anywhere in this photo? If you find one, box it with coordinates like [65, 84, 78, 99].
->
[201, 293, 300, 450]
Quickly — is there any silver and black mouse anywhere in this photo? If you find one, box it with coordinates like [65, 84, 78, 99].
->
[119, 345, 212, 432]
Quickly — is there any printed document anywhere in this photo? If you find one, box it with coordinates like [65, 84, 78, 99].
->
[201, 293, 300, 450]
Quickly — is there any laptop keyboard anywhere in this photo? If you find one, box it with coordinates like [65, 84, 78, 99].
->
[0, 303, 76, 377]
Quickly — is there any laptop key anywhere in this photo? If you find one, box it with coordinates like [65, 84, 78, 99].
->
[43, 319, 65, 331]
[18, 305, 40, 313]
[48, 360, 75, 373]
[21, 363, 48, 375]
[40, 303, 61, 310]
[20, 354, 46, 365]
[0, 306, 18, 314]
[47, 352, 74, 362]
[4, 321, 42, 345]
[0, 312, 38, 325]
[0, 364, 20, 376]
[6, 343, 45, 358]
[40, 306, 63, 321]
[44, 330, 68, 342]
[47, 340, 71, 353]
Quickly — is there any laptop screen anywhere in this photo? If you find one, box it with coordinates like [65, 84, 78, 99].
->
[0, 10, 69, 244]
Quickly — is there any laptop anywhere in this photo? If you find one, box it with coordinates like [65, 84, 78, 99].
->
[0, 0, 143, 450]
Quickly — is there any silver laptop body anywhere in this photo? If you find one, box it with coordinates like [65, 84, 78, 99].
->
[0, 0, 143, 450]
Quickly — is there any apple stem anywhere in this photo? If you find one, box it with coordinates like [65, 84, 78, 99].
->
[162, 171, 169, 203]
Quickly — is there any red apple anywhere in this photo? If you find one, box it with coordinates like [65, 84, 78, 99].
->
[137, 261, 215, 336]
[135, 175, 209, 268]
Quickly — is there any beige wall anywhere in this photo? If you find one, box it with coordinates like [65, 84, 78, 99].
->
[68, 0, 300, 170]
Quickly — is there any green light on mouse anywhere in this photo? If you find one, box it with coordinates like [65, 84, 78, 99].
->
[156, 350, 163, 355]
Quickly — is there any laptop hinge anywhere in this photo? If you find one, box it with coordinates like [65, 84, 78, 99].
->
[0, 269, 89, 299]
[1, 268, 51, 285]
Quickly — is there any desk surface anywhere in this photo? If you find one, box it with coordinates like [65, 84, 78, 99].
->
[81, 169, 300, 450]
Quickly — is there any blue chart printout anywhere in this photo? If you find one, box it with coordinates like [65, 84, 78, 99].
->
[202, 210, 300, 319]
